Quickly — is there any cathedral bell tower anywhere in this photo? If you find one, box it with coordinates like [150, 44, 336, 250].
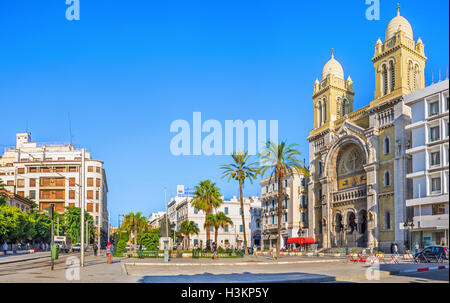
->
[372, 5, 427, 104]
[313, 50, 355, 130]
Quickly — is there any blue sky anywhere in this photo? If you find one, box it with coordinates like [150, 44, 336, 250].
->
[0, 1, 448, 226]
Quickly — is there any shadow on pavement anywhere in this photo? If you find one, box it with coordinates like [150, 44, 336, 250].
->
[137, 271, 338, 283]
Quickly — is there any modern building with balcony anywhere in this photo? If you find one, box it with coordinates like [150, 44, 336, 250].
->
[405, 79, 449, 247]
[167, 187, 257, 249]
[260, 172, 309, 250]
[0, 132, 109, 244]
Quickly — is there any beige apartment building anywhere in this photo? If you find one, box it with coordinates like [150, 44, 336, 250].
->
[0, 133, 109, 243]
[260, 172, 309, 250]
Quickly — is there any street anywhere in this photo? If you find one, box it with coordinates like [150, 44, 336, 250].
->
[0, 254, 448, 283]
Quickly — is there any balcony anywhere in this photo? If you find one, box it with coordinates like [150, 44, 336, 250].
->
[332, 187, 366, 203]
[413, 214, 449, 230]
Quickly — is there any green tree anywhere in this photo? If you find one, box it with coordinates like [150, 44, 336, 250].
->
[179, 220, 200, 250]
[205, 212, 233, 247]
[221, 150, 258, 255]
[258, 141, 309, 258]
[120, 212, 149, 252]
[64, 206, 94, 244]
[190, 180, 223, 250]
[0, 180, 7, 206]
[27, 211, 51, 243]
[0, 204, 35, 243]
[140, 228, 160, 251]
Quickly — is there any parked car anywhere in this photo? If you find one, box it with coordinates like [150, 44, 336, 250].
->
[414, 246, 448, 262]
[71, 243, 88, 253]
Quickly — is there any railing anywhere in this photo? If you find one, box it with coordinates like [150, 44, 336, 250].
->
[332, 187, 367, 203]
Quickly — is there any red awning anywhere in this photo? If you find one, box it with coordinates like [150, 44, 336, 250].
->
[286, 237, 315, 245]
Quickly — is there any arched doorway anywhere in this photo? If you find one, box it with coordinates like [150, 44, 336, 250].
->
[358, 210, 368, 247]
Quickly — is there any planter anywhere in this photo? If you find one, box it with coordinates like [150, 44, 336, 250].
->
[333, 253, 341, 257]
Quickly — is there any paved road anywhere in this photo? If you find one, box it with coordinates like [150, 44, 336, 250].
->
[0, 254, 448, 283]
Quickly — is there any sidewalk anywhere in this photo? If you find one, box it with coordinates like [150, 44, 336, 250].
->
[0, 251, 51, 264]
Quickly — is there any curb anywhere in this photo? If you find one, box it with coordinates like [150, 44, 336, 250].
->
[394, 264, 449, 274]
[125, 259, 342, 267]
[0, 254, 51, 265]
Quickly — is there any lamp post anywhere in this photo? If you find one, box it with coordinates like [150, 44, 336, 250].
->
[403, 220, 415, 252]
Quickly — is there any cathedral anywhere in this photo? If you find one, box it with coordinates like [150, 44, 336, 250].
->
[307, 8, 427, 251]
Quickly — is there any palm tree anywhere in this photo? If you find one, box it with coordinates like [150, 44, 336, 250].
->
[258, 141, 309, 258]
[190, 180, 223, 250]
[221, 151, 258, 255]
[205, 212, 233, 247]
[120, 212, 148, 253]
[179, 220, 200, 250]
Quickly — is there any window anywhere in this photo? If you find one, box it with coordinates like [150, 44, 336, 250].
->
[224, 225, 228, 232]
[271, 216, 275, 225]
[432, 204, 446, 215]
[383, 137, 390, 154]
[17, 168, 25, 174]
[284, 213, 287, 222]
[239, 208, 242, 216]
[17, 179, 24, 188]
[318, 185, 323, 201]
[88, 166, 94, 172]
[69, 178, 76, 186]
[382, 65, 388, 95]
[69, 166, 77, 172]
[17, 191, 24, 197]
[69, 190, 75, 200]
[318, 161, 323, 175]
[29, 190, 36, 199]
[271, 200, 275, 209]
[194, 208, 198, 214]
[384, 212, 391, 230]
[95, 191, 99, 200]
[301, 195, 307, 208]
[256, 220, 260, 228]
[29, 178, 36, 187]
[301, 178, 306, 187]
[284, 179, 288, 187]
[7, 180, 14, 186]
[389, 61, 395, 92]
[240, 225, 243, 233]
[301, 213, 306, 223]
[431, 177, 441, 193]
[210, 226, 214, 232]
[96, 167, 101, 173]
[429, 101, 439, 116]
[284, 198, 288, 209]
[96, 178, 101, 187]
[384, 170, 391, 187]
[87, 178, 94, 187]
[430, 126, 440, 142]
[430, 151, 440, 166]
[28, 167, 37, 173]
[87, 190, 93, 200]
[224, 207, 228, 215]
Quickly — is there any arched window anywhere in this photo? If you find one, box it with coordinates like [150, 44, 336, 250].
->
[384, 211, 391, 230]
[342, 98, 350, 116]
[384, 170, 391, 187]
[389, 61, 395, 92]
[383, 136, 390, 154]
[318, 101, 322, 126]
[382, 65, 388, 95]
[408, 62, 414, 90]
[414, 64, 420, 90]
[322, 99, 327, 123]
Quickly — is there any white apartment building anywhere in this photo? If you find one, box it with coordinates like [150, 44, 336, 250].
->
[171, 194, 257, 249]
[0, 133, 109, 243]
[260, 172, 309, 250]
[148, 211, 166, 229]
[405, 79, 449, 247]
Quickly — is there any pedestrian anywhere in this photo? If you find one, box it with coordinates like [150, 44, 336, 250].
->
[272, 246, 277, 260]
[17, 242, 22, 251]
[253, 244, 257, 256]
[390, 242, 394, 254]
[2, 241, 8, 255]
[212, 243, 217, 259]
[393, 243, 399, 257]
[414, 242, 419, 254]
[106, 241, 113, 264]
[93, 242, 98, 256]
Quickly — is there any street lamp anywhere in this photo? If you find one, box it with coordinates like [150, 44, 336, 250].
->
[403, 220, 415, 251]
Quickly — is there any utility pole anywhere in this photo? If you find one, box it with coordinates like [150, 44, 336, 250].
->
[57, 216, 60, 236]
[107, 212, 110, 243]
[50, 204, 55, 270]
[80, 148, 86, 267]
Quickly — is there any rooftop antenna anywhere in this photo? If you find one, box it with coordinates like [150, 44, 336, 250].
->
[438, 69, 441, 82]
[397, 3, 400, 16]
[68, 112, 74, 145]
[331, 48, 334, 59]
[432, 72, 434, 84]
[446, 68, 448, 80]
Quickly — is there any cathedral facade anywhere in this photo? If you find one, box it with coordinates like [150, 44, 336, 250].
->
[307, 9, 427, 251]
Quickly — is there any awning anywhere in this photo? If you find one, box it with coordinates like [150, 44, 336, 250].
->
[286, 237, 315, 245]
